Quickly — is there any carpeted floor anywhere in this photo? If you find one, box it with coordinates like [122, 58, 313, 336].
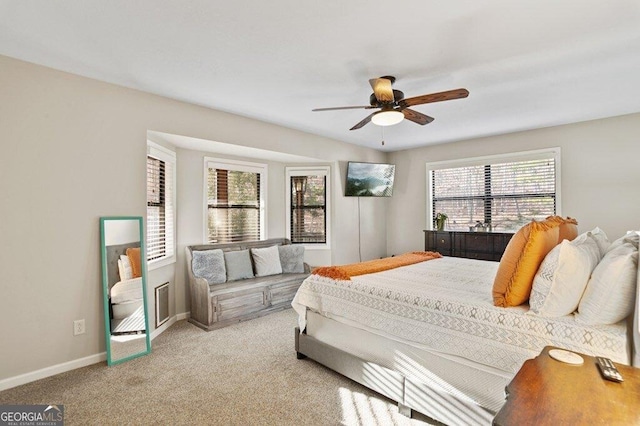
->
[0, 309, 436, 425]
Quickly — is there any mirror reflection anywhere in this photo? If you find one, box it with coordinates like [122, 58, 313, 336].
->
[100, 216, 151, 365]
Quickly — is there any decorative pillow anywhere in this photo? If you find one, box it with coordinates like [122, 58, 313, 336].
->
[192, 249, 227, 285]
[126, 247, 142, 278]
[278, 245, 305, 273]
[224, 250, 254, 281]
[251, 245, 283, 277]
[575, 242, 638, 325]
[545, 216, 578, 243]
[118, 255, 133, 280]
[588, 227, 611, 257]
[529, 233, 601, 317]
[492, 220, 561, 307]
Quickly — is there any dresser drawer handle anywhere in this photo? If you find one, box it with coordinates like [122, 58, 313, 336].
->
[441, 239, 445, 244]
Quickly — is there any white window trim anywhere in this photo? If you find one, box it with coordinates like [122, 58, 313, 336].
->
[203, 157, 267, 244]
[147, 141, 177, 270]
[425, 147, 561, 230]
[285, 166, 331, 250]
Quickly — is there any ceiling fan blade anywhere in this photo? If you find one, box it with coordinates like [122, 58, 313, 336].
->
[399, 88, 469, 108]
[402, 108, 435, 125]
[349, 112, 376, 130]
[312, 105, 375, 112]
[369, 78, 394, 103]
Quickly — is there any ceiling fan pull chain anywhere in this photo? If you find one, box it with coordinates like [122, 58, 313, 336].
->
[381, 127, 385, 146]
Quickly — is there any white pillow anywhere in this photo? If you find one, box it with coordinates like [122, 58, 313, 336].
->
[606, 231, 639, 254]
[529, 233, 601, 317]
[118, 255, 133, 280]
[588, 227, 610, 257]
[575, 241, 638, 325]
[251, 245, 283, 277]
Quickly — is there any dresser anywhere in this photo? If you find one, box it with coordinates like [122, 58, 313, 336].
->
[423, 230, 514, 261]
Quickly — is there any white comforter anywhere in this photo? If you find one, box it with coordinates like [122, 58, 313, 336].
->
[292, 256, 629, 374]
[110, 277, 143, 304]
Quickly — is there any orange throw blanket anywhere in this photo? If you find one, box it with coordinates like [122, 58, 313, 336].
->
[312, 251, 442, 281]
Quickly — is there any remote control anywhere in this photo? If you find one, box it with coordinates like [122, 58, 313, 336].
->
[596, 356, 624, 382]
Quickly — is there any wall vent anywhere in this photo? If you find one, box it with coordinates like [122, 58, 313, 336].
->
[155, 282, 170, 328]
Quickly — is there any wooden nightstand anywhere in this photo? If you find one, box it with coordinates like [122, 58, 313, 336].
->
[493, 346, 640, 425]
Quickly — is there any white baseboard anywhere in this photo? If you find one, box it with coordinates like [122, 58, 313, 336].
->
[0, 312, 191, 392]
[151, 316, 176, 340]
[0, 352, 107, 392]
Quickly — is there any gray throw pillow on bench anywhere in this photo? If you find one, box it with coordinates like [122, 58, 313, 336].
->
[224, 249, 254, 281]
[278, 245, 305, 273]
[192, 249, 226, 284]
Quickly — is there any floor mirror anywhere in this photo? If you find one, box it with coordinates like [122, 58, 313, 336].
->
[100, 216, 151, 365]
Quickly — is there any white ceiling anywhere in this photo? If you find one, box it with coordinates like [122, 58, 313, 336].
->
[2, 1, 640, 152]
[148, 130, 322, 163]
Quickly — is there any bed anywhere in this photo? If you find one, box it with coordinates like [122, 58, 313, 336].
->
[292, 231, 639, 425]
[105, 242, 145, 334]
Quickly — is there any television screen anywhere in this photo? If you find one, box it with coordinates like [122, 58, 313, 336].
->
[345, 162, 395, 197]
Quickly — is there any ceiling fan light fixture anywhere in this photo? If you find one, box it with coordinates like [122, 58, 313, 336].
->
[371, 110, 404, 126]
[312, 76, 466, 130]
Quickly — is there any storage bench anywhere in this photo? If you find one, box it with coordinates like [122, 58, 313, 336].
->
[186, 238, 310, 331]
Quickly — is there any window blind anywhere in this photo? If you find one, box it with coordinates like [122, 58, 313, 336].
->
[290, 175, 326, 244]
[207, 168, 261, 243]
[431, 157, 556, 232]
[147, 154, 175, 261]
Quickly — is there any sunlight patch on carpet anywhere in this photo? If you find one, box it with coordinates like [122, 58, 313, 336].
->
[339, 387, 404, 426]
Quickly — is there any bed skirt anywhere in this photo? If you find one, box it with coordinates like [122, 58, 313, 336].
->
[296, 310, 511, 426]
[112, 299, 143, 320]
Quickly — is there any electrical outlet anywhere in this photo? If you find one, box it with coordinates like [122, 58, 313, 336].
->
[73, 319, 86, 336]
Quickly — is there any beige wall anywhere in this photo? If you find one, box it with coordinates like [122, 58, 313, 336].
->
[0, 55, 386, 385]
[387, 113, 640, 256]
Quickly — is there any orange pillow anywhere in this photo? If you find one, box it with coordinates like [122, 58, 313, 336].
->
[492, 220, 561, 307]
[126, 247, 142, 278]
[545, 216, 578, 242]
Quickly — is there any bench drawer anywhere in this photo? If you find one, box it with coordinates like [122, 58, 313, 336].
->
[214, 287, 267, 321]
[270, 281, 303, 306]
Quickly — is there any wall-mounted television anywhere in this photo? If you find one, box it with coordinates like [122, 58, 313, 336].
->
[345, 162, 395, 197]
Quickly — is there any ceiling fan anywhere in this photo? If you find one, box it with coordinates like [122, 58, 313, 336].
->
[312, 76, 469, 131]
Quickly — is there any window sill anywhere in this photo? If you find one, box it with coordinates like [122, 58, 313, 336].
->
[148, 256, 176, 271]
[294, 244, 331, 251]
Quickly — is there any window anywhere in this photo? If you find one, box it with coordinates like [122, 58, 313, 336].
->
[286, 166, 330, 247]
[427, 148, 560, 232]
[205, 158, 266, 243]
[147, 142, 176, 267]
